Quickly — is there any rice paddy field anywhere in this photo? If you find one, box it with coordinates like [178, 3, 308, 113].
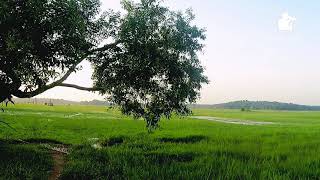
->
[1, 104, 320, 179]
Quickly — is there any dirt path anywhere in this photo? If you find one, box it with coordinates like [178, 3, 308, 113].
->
[192, 116, 276, 126]
[48, 151, 66, 180]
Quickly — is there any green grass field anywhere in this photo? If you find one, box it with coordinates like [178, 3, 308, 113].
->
[1, 104, 320, 179]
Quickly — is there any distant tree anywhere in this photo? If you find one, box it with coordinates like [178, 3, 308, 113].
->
[0, 0, 208, 129]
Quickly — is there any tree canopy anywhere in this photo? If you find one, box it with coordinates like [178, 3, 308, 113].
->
[0, 0, 208, 129]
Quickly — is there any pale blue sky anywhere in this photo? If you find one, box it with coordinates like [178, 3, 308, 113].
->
[37, 0, 320, 105]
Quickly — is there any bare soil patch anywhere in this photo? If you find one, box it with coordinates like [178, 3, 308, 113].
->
[48, 151, 65, 180]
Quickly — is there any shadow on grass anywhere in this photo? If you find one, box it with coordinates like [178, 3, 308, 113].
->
[0, 142, 52, 179]
[101, 136, 125, 147]
[0, 138, 68, 145]
[126, 143, 160, 151]
[60, 145, 124, 180]
[158, 135, 208, 144]
[24, 138, 68, 145]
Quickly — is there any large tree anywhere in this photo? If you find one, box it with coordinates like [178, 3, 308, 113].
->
[0, 0, 208, 128]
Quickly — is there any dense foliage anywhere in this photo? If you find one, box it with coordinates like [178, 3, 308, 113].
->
[0, 0, 208, 128]
[1, 0, 103, 103]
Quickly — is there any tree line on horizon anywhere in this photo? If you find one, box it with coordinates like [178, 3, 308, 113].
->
[191, 100, 320, 111]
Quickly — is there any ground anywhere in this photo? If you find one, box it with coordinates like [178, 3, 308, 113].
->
[1, 104, 320, 179]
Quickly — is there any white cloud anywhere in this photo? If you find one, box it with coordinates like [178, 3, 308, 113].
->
[278, 12, 296, 32]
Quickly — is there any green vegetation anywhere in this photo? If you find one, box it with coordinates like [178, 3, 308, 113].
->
[2, 104, 320, 179]
[209, 100, 320, 111]
[0, 142, 52, 179]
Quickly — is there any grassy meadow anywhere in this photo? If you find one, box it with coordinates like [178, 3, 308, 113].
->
[1, 104, 320, 179]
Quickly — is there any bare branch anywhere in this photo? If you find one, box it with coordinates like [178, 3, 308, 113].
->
[13, 59, 84, 98]
[11, 41, 120, 98]
[59, 83, 102, 91]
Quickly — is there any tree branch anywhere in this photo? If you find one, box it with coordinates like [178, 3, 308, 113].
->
[13, 60, 84, 98]
[59, 83, 102, 91]
[12, 41, 120, 98]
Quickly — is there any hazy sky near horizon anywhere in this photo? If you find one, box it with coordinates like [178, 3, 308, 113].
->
[37, 0, 320, 105]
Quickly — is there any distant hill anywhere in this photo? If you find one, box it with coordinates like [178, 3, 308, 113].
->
[207, 100, 320, 111]
[12, 98, 109, 106]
